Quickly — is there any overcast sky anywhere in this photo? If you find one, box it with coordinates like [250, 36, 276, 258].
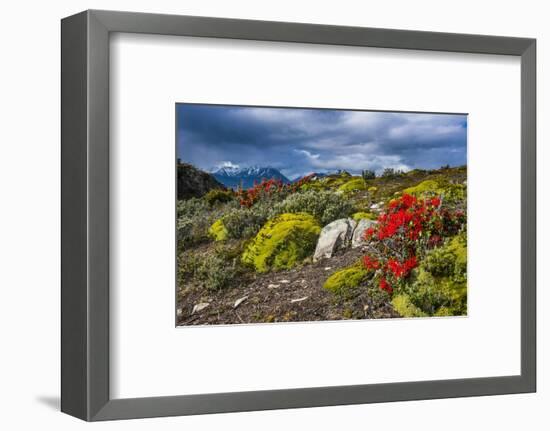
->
[176, 104, 467, 180]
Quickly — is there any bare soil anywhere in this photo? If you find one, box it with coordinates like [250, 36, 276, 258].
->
[177, 246, 399, 326]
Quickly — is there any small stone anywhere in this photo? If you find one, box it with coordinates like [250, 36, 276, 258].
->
[267, 284, 280, 289]
[324, 267, 332, 271]
[191, 302, 210, 315]
[176, 308, 183, 317]
[280, 279, 291, 284]
[290, 296, 308, 303]
[233, 296, 248, 309]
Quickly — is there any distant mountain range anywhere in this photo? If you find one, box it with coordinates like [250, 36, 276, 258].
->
[212, 166, 291, 189]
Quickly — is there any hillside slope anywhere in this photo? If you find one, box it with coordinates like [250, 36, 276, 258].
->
[177, 162, 225, 200]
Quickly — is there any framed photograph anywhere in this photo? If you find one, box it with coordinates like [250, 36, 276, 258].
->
[61, 10, 536, 421]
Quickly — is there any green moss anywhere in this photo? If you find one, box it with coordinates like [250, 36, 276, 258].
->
[241, 213, 321, 273]
[352, 211, 377, 221]
[392, 294, 428, 318]
[323, 266, 368, 296]
[208, 219, 228, 241]
[338, 177, 366, 193]
[403, 178, 466, 203]
[403, 179, 441, 195]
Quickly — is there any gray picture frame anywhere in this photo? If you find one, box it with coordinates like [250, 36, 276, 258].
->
[61, 9, 537, 421]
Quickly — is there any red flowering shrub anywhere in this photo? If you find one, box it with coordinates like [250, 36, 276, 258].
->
[236, 175, 315, 208]
[236, 178, 285, 208]
[289, 174, 314, 192]
[362, 193, 465, 295]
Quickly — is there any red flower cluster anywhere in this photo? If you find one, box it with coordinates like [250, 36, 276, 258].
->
[289, 174, 314, 192]
[363, 255, 380, 270]
[379, 278, 392, 294]
[387, 256, 417, 278]
[367, 193, 441, 242]
[362, 193, 464, 295]
[236, 174, 315, 208]
[236, 178, 284, 208]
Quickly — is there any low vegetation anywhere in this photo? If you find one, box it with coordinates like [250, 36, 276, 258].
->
[177, 165, 467, 324]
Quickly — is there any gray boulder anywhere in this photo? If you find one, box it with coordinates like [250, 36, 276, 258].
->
[313, 218, 357, 261]
[352, 218, 377, 248]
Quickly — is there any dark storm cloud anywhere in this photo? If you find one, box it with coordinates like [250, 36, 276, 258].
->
[176, 104, 467, 179]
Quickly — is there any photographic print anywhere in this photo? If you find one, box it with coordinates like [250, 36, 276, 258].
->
[176, 104, 467, 326]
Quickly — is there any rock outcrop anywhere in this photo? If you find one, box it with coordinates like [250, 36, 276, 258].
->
[352, 218, 377, 248]
[313, 218, 357, 261]
[313, 217, 378, 260]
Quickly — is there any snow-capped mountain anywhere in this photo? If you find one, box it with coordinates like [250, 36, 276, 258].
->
[211, 165, 290, 189]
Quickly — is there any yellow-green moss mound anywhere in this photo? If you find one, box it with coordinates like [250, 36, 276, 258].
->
[392, 294, 427, 318]
[323, 266, 368, 296]
[403, 179, 440, 195]
[241, 213, 321, 273]
[338, 177, 366, 193]
[403, 179, 466, 203]
[208, 218, 228, 241]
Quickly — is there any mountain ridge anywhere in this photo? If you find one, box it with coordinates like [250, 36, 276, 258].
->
[212, 165, 291, 189]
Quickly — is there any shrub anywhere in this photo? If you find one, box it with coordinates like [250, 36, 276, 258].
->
[362, 169, 376, 180]
[177, 197, 226, 248]
[204, 189, 234, 206]
[242, 213, 321, 273]
[177, 197, 209, 219]
[391, 294, 427, 318]
[273, 189, 354, 226]
[323, 266, 369, 297]
[236, 178, 287, 207]
[394, 233, 467, 317]
[222, 203, 272, 240]
[362, 193, 466, 295]
[198, 253, 237, 291]
[381, 168, 404, 178]
[180, 242, 248, 291]
[338, 178, 367, 193]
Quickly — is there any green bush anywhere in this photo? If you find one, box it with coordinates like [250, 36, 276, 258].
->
[177, 198, 217, 248]
[362, 169, 376, 180]
[198, 253, 237, 291]
[177, 197, 209, 218]
[204, 189, 234, 206]
[381, 168, 404, 178]
[242, 213, 321, 273]
[273, 189, 354, 225]
[394, 232, 467, 317]
[392, 294, 427, 318]
[323, 266, 368, 297]
[180, 242, 247, 291]
[222, 203, 272, 240]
